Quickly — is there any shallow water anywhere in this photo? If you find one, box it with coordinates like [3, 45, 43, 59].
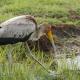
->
[55, 36, 80, 70]
[56, 54, 80, 70]
[67, 55, 80, 69]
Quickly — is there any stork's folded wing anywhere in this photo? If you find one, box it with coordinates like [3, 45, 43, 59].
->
[0, 15, 36, 45]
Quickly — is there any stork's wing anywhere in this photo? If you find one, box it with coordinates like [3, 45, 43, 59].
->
[0, 15, 37, 45]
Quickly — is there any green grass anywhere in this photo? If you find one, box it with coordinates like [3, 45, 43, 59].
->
[0, 54, 80, 80]
[0, 0, 80, 25]
[0, 44, 80, 80]
[0, 0, 80, 80]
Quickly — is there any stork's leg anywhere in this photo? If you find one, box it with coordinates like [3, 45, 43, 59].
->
[23, 42, 50, 73]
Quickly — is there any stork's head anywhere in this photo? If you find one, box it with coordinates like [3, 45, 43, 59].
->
[38, 23, 53, 42]
[37, 23, 56, 52]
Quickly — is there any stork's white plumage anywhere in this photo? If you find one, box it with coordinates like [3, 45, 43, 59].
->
[0, 15, 38, 44]
[0, 15, 56, 54]
[0, 15, 36, 38]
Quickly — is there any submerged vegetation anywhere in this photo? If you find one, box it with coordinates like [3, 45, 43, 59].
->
[0, 0, 80, 80]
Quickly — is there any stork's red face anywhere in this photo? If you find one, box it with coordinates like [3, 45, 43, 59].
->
[38, 23, 56, 52]
[41, 24, 53, 42]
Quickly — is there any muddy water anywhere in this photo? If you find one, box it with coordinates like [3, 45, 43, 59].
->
[56, 54, 80, 70]
[55, 36, 80, 70]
